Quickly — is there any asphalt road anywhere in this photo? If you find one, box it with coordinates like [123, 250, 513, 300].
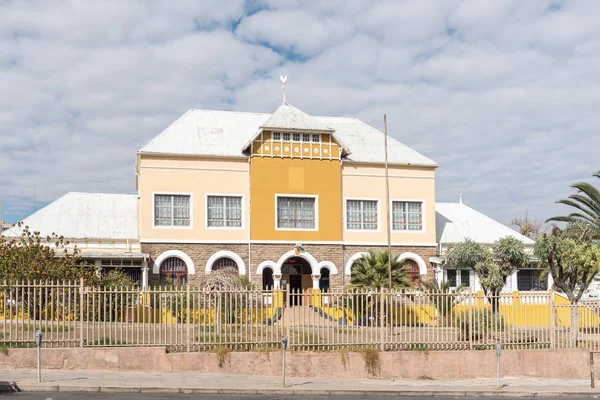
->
[1, 395, 594, 400]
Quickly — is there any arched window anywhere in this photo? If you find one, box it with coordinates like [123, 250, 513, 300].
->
[160, 257, 188, 285]
[212, 257, 239, 272]
[404, 259, 421, 286]
[262, 267, 274, 290]
[319, 267, 330, 292]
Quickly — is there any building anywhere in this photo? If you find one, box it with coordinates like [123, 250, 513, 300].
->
[433, 202, 541, 293]
[2, 86, 539, 292]
[2, 193, 148, 285]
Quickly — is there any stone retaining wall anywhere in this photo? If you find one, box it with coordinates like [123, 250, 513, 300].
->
[0, 348, 592, 380]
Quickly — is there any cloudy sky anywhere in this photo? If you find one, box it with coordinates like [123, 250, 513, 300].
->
[1, 0, 599, 228]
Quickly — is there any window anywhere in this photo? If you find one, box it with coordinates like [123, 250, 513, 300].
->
[262, 267, 274, 290]
[154, 194, 190, 226]
[277, 196, 316, 229]
[392, 201, 423, 231]
[302, 133, 310, 142]
[207, 196, 242, 228]
[446, 269, 470, 287]
[461, 269, 471, 287]
[212, 257, 238, 272]
[160, 257, 188, 285]
[319, 268, 330, 291]
[311, 134, 320, 142]
[404, 259, 420, 285]
[293, 133, 301, 142]
[282, 132, 290, 141]
[447, 270, 457, 287]
[346, 200, 378, 230]
[272, 132, 281, 141]
[517, 270, 547, 291]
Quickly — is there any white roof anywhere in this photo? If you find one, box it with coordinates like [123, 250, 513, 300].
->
[435, 202, 534, 245]
[139, 105, 437, 167]
[261, 102, 334, 132]
[2, 192, 138, 240]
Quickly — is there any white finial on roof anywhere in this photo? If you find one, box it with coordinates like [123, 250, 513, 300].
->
[280, 75, 288, 104]
[459, 194, 463, 204]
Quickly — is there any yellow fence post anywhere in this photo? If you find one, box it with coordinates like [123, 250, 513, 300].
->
[550, 289, 555, 349]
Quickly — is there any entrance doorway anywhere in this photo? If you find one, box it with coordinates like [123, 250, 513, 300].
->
[282, 257, 312, 306]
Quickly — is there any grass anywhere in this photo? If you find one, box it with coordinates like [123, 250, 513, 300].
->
[359, 347, 381, 377]
[213, 346, 231, 368]
[0, 341, 37, 355]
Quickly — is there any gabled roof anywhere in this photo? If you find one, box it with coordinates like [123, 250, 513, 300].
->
[241, 102, 351, 156]
[435, 202, 534, 245]
[261, 102, 334, 132]
[139, 105, 437, 167]
[2, 192, 138, 240]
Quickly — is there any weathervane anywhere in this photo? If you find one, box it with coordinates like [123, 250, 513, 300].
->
[280, 74, 288, 104]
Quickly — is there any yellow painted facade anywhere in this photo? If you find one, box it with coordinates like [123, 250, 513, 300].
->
[249, 156, 342, 241]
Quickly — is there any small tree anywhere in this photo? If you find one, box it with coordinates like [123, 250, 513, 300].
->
[534, 224, 600, 346]
[446, 237, 529, 312]
[0, 224, 95, 283]
[511, 211, 544, 239]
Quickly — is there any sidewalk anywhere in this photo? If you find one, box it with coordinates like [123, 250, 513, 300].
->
[1, 369, 600, 397]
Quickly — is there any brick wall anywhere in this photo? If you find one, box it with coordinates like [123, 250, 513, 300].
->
[143, 242, 437, 290]
[142, 243, 250, 287]
[343, 245, 437, 282]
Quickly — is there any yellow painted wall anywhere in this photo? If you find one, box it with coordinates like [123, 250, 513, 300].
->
[250, 157, 342, 241]
[342, 163, 437, 244]
[138, 155, 249, 241]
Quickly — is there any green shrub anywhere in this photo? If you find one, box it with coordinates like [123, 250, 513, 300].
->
[456, 309, 505, 341]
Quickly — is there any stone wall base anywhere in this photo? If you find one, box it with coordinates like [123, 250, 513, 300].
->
[0, 347, 592, 380]
[141, 242, 437, 289]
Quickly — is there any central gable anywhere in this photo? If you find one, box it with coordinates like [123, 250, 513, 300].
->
[243, 102, 349, 160]
[251, 130, 342, 160]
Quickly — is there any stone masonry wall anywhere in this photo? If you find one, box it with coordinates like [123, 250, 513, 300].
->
[142, 243, 250, 287]
[343, 244, 437, 283]
[143, 242, 436, 289]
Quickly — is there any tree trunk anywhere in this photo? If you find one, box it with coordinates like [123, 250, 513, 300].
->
[490, 292, 500, 314]
[570, 301, 580, 348]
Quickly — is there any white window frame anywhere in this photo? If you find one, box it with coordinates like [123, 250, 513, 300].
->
[204, 193, 245, 230]
[311, 133, 321, 143]
[344, 198, 380, 232]
[152, 192, 193, 229]
[274, 194, 319, 232]
[390, 199, 426, 233]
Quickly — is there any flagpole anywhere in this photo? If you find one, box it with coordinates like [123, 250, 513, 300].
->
[384, 114, 392, 290]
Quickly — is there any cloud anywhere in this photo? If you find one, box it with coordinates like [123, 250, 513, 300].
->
[0, 0, 599, 230]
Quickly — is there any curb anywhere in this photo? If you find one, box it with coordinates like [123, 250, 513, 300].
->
[12, 385, 600, 397]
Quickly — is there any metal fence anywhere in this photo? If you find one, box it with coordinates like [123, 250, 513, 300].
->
[2, 280, 600, 352]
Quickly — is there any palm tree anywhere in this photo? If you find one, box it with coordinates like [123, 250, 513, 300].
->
[348, 250, 411, 327]
[547, 171, 600, 238]
[349, 250, 412, 290]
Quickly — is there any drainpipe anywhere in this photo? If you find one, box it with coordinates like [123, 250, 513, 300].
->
[247, 157, 252, 284]
[339, 157, 345, 288]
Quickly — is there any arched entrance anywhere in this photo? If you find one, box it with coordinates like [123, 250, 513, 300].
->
[282, 256, 312, 305]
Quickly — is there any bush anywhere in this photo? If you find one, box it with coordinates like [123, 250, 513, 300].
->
[456, 309, 505, 341]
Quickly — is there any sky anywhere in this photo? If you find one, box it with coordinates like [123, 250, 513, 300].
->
[1, 0, 599, 228]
